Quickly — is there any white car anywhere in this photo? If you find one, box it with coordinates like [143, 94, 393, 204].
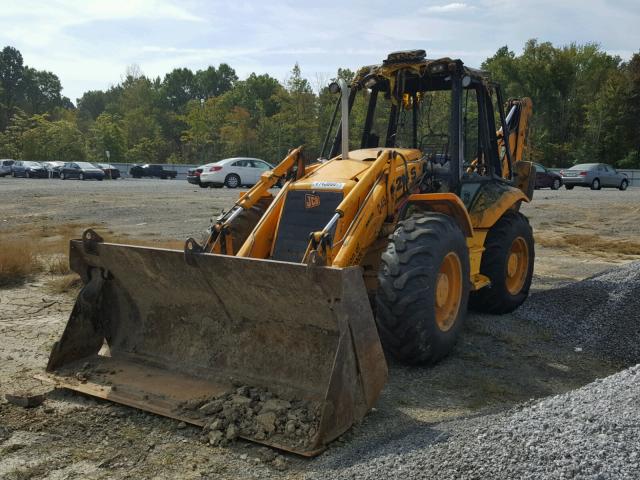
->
[199, 157, 273, 188]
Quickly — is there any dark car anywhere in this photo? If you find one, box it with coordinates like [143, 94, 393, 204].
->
[130, 164, 177, 179]
[187, 163, 217, 188]
[43, 161, 65, 178]
[534, 163, 562, 190]
[95, 163, 121, 179]
[60, 162, 105, 181]
[11, 161, 48, 178]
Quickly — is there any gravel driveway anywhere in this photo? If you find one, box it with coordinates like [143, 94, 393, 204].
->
[0, 178, 639, 479]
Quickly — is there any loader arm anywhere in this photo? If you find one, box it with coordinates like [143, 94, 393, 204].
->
[303, 149, 424, 268]
[204, 147, 305, 254]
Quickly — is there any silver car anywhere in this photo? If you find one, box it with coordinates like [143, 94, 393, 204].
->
[0, 159, 14, 177]
[560, 163, 629, 191]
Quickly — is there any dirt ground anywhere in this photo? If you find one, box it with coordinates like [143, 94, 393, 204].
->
[0, 178, 638, 479]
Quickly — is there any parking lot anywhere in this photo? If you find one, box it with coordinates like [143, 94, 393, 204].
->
[1, 178, 639, 479]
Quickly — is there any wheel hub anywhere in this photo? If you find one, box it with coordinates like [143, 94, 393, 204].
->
[434, 252, 462, 332]
[435, 273, 449, 308]
[505, 236, 529, 295]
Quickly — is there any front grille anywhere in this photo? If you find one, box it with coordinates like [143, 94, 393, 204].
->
[271, 190, 343, 263]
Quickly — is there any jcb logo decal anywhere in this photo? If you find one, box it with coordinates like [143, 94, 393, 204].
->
[305, 194, 320, 209]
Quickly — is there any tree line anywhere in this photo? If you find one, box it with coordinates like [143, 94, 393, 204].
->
[0, 41, 638, 168]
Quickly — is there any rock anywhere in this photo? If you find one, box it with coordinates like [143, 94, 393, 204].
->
[235, 386, 249, 396]
[177, 421, 187, 429]
[226, 423, 239, 441]
[199, 400, 223, 415]
[285, 421, 296, 434]
[257, 447, 277, 462]
[261, 398, 291, 414]
[208, 418, 226, 431]
[208, 430, 224, 446]
[5, 392, 45, 408]
[272, 455, 288, 471]
[256, 412, 277, 433]
[182, 398, 205, 410]
[229, 394, 252, 407]
[75, 372, 88, 383]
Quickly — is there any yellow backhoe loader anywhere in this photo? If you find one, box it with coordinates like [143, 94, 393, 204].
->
[43, 50, 534, 456]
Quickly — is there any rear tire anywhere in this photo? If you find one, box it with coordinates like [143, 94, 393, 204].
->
[619, 179, 628, 191]
[375, 213, 470, 365]
[225, 174, 240, 188]
[591, 178, 601, 190]
[199, 183, 208, 188]
[469, 212, 534, 314]
[565, 185, 574, 190]
[60, 172, 65, 180]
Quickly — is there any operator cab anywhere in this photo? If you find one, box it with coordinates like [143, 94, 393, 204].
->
[320, 50, 520, 209]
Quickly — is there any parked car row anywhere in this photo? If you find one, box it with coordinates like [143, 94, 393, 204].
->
[533, 162, 629, 191]
[187, 157, 276, 188]
[0, 159, 122, 180]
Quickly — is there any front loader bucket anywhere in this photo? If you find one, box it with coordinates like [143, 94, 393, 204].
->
[41, 231, 387, 456]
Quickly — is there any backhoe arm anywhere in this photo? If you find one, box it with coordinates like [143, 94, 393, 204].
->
[498, 97, 533, 178]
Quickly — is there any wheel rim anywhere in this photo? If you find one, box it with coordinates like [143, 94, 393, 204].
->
[434, 252, 463, 332]
[505, 236, 529, 295]
[553, 179, 559, 189]
[622, 181, 627, 190]
[227, 176, 238, 187]
[593, 179, 599, 188]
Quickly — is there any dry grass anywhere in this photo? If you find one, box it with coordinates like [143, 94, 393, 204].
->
[535, 233, 640, 257]
[45, 254, 72, 275]
[47, 273, 82, 294]
[1, 222, 185, 289]
[0, 240, 40, 286]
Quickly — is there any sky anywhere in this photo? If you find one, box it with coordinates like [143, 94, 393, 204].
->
[0, 0, 638, 103]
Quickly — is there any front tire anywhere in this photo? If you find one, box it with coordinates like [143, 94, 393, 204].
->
[199, 183, 209, 188]
[375, 213, 470, 365]
[619, 179, 628, 191]
[79, 173, 84, 181]
[225, 174, 240, 188]
[591, 178, 601, 190]
[469, 212, 534, 314]
[565, 185, 574, 190]
[551, 178, 560, 190]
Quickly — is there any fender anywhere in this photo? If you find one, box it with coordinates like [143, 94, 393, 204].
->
[467, 182, 529, 230]
[405, 193, 473, 237]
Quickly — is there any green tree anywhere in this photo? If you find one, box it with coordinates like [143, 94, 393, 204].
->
[21, 115, 86, 161]
[88, 113, 126, 162]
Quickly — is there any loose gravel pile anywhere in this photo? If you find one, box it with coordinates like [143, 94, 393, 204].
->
[306, 364, 640, 479]
[519, 261, 640, 364]
[177, 386, 321, 450]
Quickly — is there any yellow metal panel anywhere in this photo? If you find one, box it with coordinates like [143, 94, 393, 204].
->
[469, 187, 528, 229]
[406, 193, 474, 237]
